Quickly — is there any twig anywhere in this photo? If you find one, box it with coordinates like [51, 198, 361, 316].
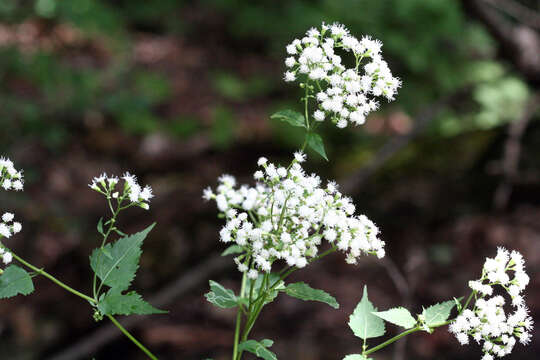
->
[462, 0, 540, 86]
[493, 93, 540, 210]
[45, 255, 231, 360]
[483, 0, 540, 30]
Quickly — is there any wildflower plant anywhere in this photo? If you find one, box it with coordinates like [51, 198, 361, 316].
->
[204, 22, 533, 360]
[0, 21, 534, 360]
[0, 163, 164, 359]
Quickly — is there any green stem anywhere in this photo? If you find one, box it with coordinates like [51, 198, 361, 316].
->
[94, 201, 122, 299]
[240, 246, 338, 348]
[364, 290, 476, 356]
[462, 290, 475, 311]
[304, 82, 310, 131]
[107, 314, 158, 360]
[364, 326, 421, 356]
[232, 272, 247, 360]
[11, 252, 96, 304]
[12, 252, 158, 359]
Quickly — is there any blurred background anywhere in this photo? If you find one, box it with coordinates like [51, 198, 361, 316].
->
[0, 0, 539, 359]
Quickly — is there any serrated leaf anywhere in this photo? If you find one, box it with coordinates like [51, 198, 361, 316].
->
[205, 280, 238, 308]
[90, 223, 155, 291]
[423, 300, 456, 327]
[0, 265, 34, 299]
[248, 272, 283, 305]
[101, 247, 113, 260]
[306, 133, 328, 161]
[221, 245, 244, 256]
[284, 282, 339, 309]
[373, 307, 416, 329]
[239, 339, 277, 360]
[97, 289, 166, 316]
[348, 286, 385, 339]
[343, 355, 369, 360]
[271, 109, 306, 128]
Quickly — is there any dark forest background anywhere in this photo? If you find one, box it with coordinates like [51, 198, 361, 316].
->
[0, 0, 539, 359]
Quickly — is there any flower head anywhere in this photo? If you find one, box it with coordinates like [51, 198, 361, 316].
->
[89, 172, 153, 210]
[0, 157, 24, 191]
[284, 22, 400, 129]
[206, 153, 384, 276]
[449, 248, 533, 358]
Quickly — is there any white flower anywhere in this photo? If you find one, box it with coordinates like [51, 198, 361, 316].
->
[450, 248, 533, 358]
[257, 157, 268, 166]
[285, 57, 296, 67]
[90, 172, 154, 209]
[12, 222, 22, 234]
[294, 152, 306, 163]
[283, 23, 400, 129]
[203, 187, 214, 201]
[247, 269, 259, 280]
[0, 157, 24, 191]
[286, 43, 298, 55]
[284, 71, 296, 82]
[0, 223, 11, 238]
[313, 110, 325, 122]
[2, 213, 14, 222]
[2, 252, 12, 264]
[206, 154, 384, 275]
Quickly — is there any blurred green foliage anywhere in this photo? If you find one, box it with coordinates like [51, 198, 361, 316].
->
[0, 0, 532, 156]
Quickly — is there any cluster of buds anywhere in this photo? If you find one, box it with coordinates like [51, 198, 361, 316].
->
[89, 172, 154, 210]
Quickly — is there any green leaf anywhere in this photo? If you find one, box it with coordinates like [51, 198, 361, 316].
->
[90, 223, 155, 291]
[221, 245, 244, 256]
[248, 272, 284, 305]
[97, 217, 104, 236]
[373, 307, 417, 329]
[348, 286, 385, 339]
[113, 228, 127, 237]
[343, 355, 370, 360]
[0, 265, 34, 299]
[239, 339, 277, 360]
[97, 289, 166, 316]
[271, 109, 306, 128]
[423, 300, 456, 327]
[306, 132, 328, 161]
[205, 280, 238, 308]
[284, 282, 339, 309]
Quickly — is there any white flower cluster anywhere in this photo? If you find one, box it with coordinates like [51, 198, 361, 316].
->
[0, 212, 22, 265]
[204, 153, 385, 278]
[0, 156, 24, 268]
[89, 172, 154, 210]
[449, 248, 533, 359]
[0, 157, 24, 191]
[284, 22, 400, 128]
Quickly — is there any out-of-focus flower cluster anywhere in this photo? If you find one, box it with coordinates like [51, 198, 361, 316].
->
[204, 153, 384, 279]
[0, 157, 24, 191]
[284, 22, 400, 129]
[89, 172, 154, 210]
[449, 248, 533, 359]
[0, 212, 22, 266]
[0, 157, 24, 268]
